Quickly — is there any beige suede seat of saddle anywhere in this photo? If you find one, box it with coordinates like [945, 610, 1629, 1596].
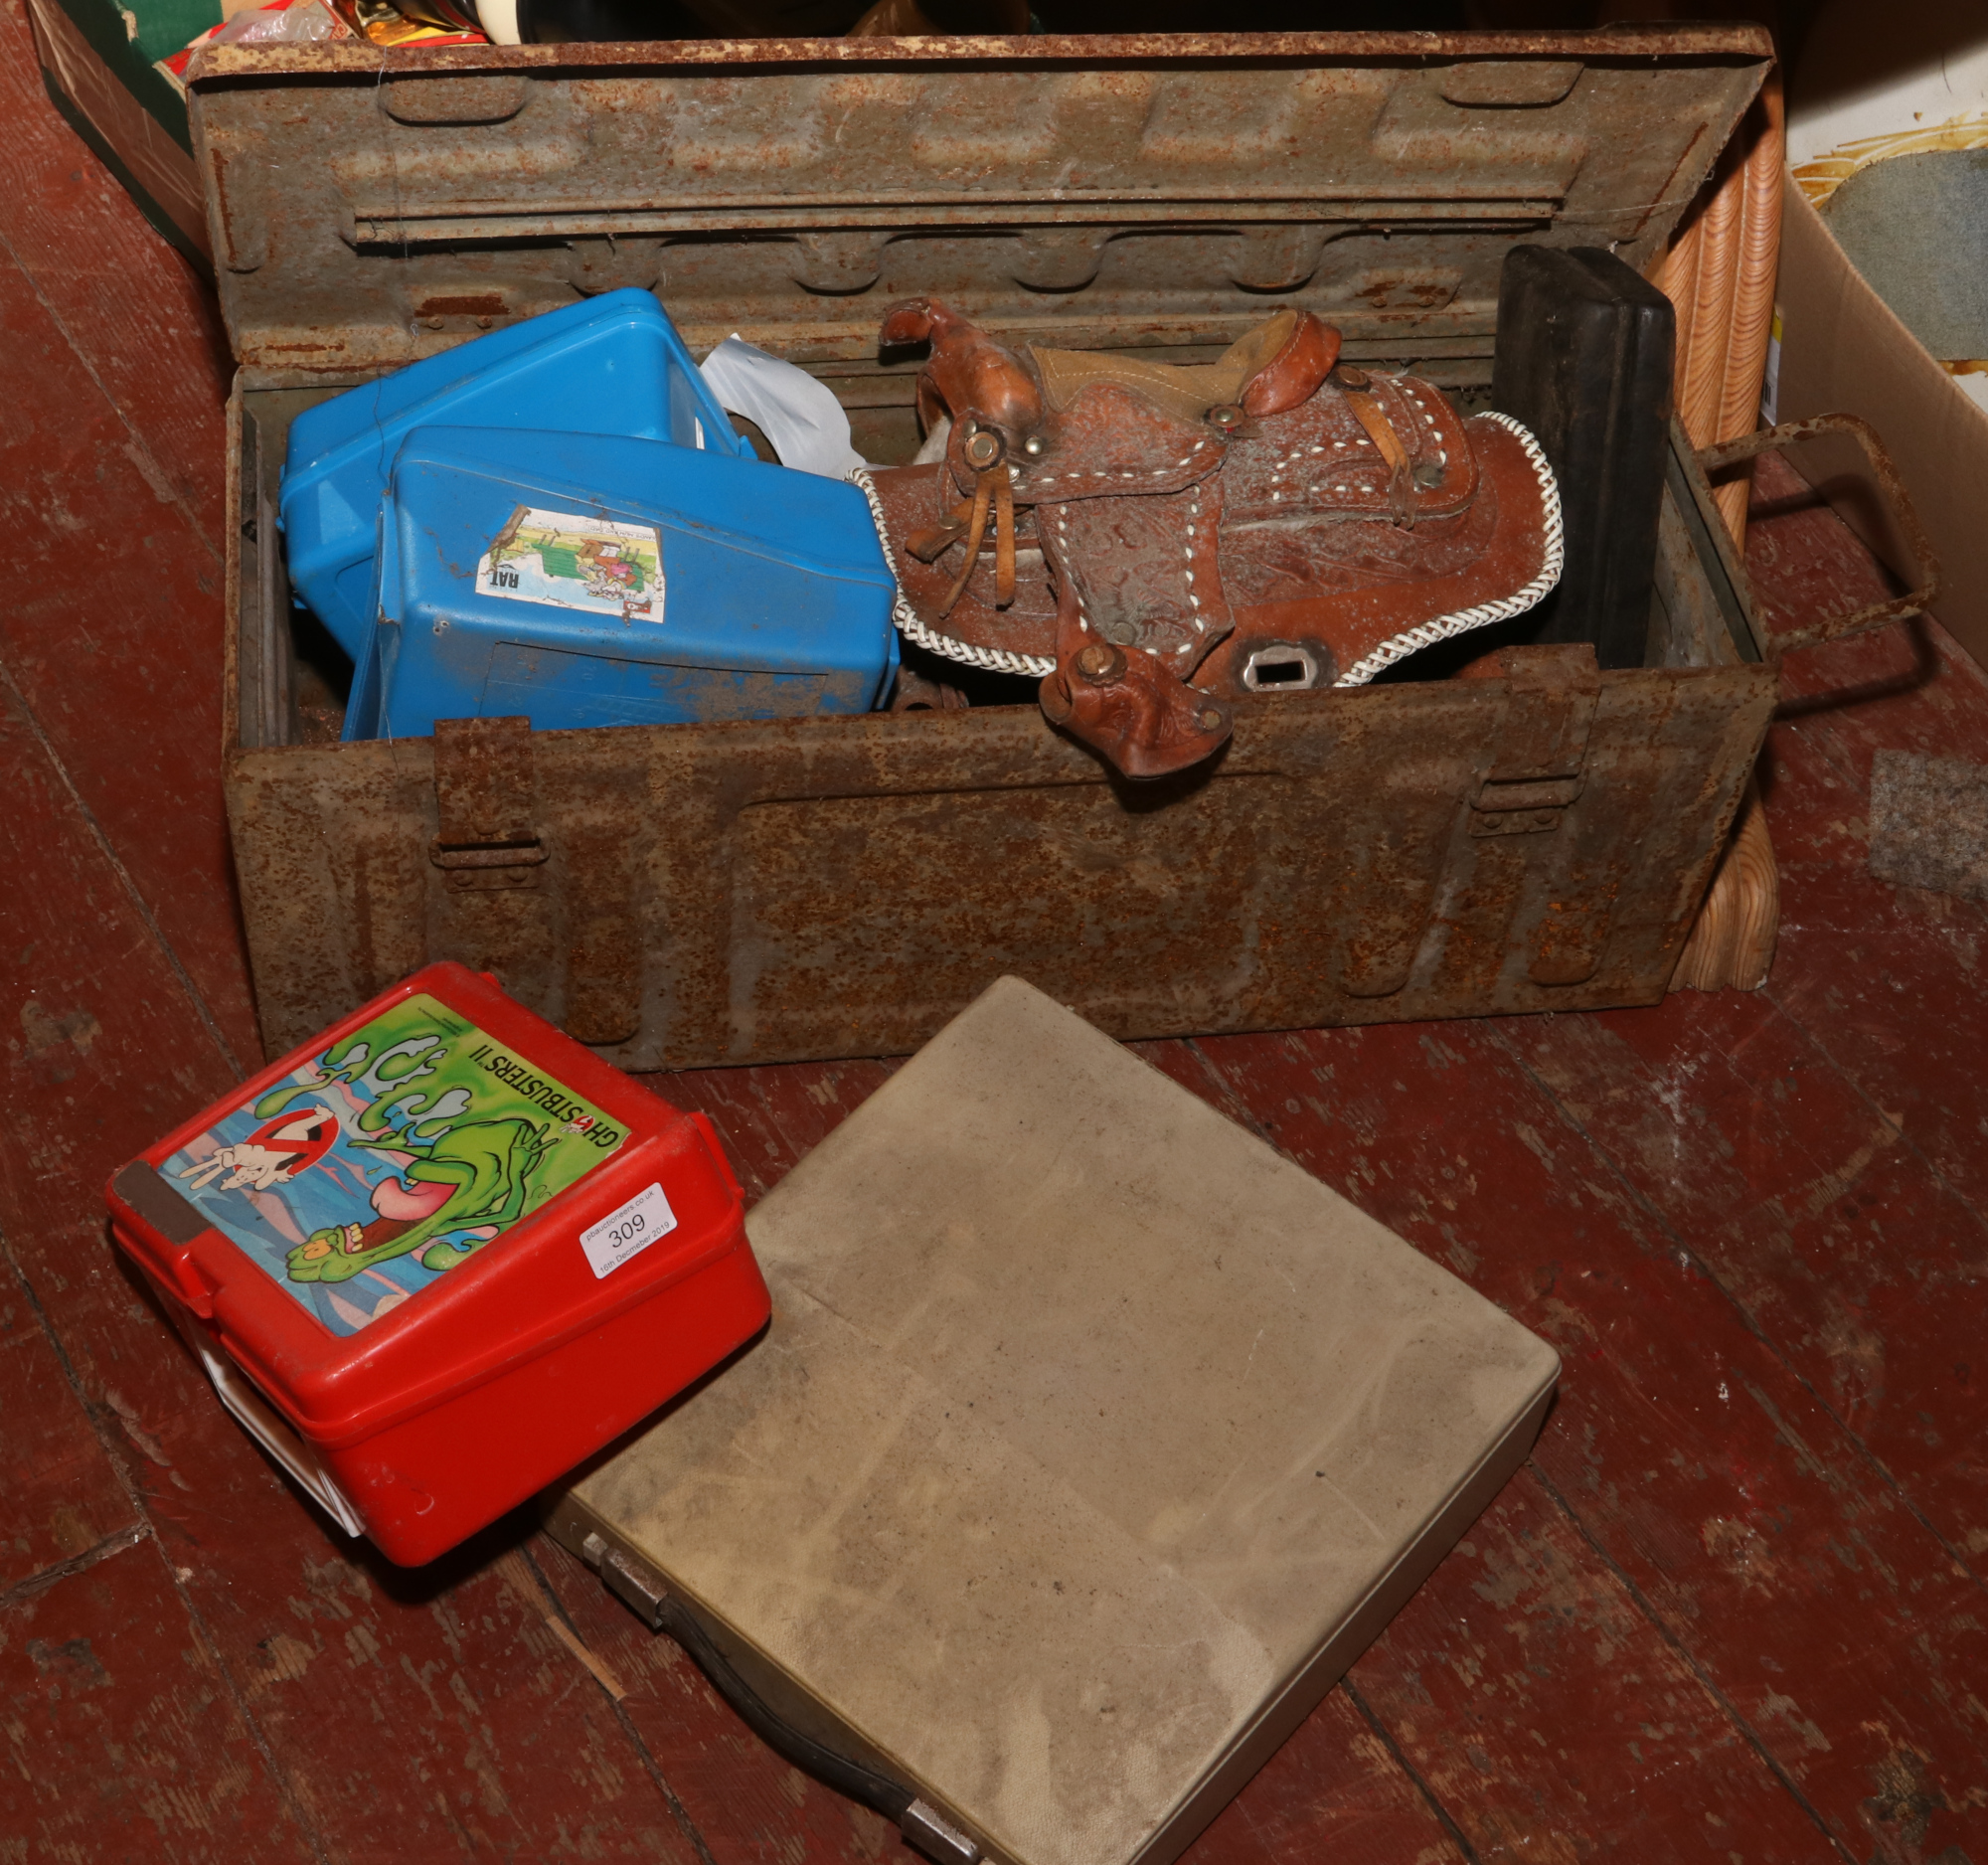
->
[1027, 308, 1325, 425]
[547, 977, 1560, 1865]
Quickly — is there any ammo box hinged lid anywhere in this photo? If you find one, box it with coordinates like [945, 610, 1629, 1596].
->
[187, 26, 1771, 378]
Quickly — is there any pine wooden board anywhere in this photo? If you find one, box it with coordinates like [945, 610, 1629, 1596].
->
[1761, 589, 1988, 1228]
[1179, 1685, 1465, 1865]
[1504, 975, 1988, 1566]
[1527, 460, 1988, 1566]
[1342, 1469, 1832, 1862]
[0, 0, 231, 537]
[1766, 736, 1988, 1227]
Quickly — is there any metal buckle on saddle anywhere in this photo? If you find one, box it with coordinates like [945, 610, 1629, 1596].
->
[905, 422, 1017, 620]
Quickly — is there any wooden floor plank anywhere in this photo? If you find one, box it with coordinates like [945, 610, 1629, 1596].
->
[0, 251, 257, 1067]
[0, 678, 243, 1184]
[0, 0, 252, 1067]
[1494, 460, 1988, 1566]
[1502, 979, 1988, 1570]
[0, 0, 231, 539]
[1, 1541, 318, 1864]
[1763, 718, 1988, 1218]
[1347, 1469, 1833, 1863]
[1761, 711, 1988, 1213]
[1167, 1021, 1988, 1861]
[1740, 457, 1988, 1225]
[0, 1275, 143, 1597]
[1183, 1687, 1465, 1865]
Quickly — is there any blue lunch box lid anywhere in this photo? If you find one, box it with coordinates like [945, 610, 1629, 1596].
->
[278, 290, 744, 660]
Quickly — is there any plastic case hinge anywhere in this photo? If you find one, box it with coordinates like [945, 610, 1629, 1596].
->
[111, 1162, 222, 1315]
[901, 1800, 981, 1865]
[586, 1535, 669, 1630]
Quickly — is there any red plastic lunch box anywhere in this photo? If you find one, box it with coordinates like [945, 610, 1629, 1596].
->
[105, 961, 768, 1564]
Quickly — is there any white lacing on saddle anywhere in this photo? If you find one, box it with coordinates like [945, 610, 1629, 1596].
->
[848, 467, 1057, 680]
[1332, 412, 1566, 689]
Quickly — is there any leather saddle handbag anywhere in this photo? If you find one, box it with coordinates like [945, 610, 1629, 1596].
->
[859, 299, 1564, 778]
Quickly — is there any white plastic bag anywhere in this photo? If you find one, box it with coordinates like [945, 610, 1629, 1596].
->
[210, 0, 342, 45]
[699, 336, 868, 480]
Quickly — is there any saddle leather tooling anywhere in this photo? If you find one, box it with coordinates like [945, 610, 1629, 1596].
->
[858, 299, 1564, 780]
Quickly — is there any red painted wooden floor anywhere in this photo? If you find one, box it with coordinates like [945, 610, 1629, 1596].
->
[4, 16, 1987, 1862]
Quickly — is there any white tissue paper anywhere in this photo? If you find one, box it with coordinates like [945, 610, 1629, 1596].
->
[699, 336, 869, 479]
[912, 416, 951, 465]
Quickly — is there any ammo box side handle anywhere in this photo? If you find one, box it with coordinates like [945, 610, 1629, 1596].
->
[1697, 414, 1940, 658]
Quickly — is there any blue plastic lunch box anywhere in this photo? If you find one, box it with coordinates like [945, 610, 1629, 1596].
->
[279, 290, 742, 660]
[343, 426, 900, 741]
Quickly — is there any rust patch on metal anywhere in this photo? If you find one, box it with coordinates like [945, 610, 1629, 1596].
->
[197, 24, 1772, 80]
[1699, 415, 1939, 657]
[414, 294, 509, 319]
[430, 717, 544, 891]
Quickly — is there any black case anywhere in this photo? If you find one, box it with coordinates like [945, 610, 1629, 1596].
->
[1492, 246, 1677, 670]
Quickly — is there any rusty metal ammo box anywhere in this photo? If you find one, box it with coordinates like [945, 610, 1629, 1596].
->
[203, 27, 1787, 1071]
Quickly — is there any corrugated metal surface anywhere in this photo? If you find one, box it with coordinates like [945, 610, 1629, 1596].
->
[203, 30, 1787, 1067]
[193, 29, 1770, 366]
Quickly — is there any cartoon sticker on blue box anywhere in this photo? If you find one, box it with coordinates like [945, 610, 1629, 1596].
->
[167, 994, 623, 1336]
[476, 505, 664, 620]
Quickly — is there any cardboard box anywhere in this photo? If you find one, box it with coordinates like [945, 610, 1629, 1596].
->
[1774, 172, 1986, 663]
[25, 0, 214, 260]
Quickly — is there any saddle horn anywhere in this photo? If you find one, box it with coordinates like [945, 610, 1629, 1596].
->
[881, 297, 1044, 439]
